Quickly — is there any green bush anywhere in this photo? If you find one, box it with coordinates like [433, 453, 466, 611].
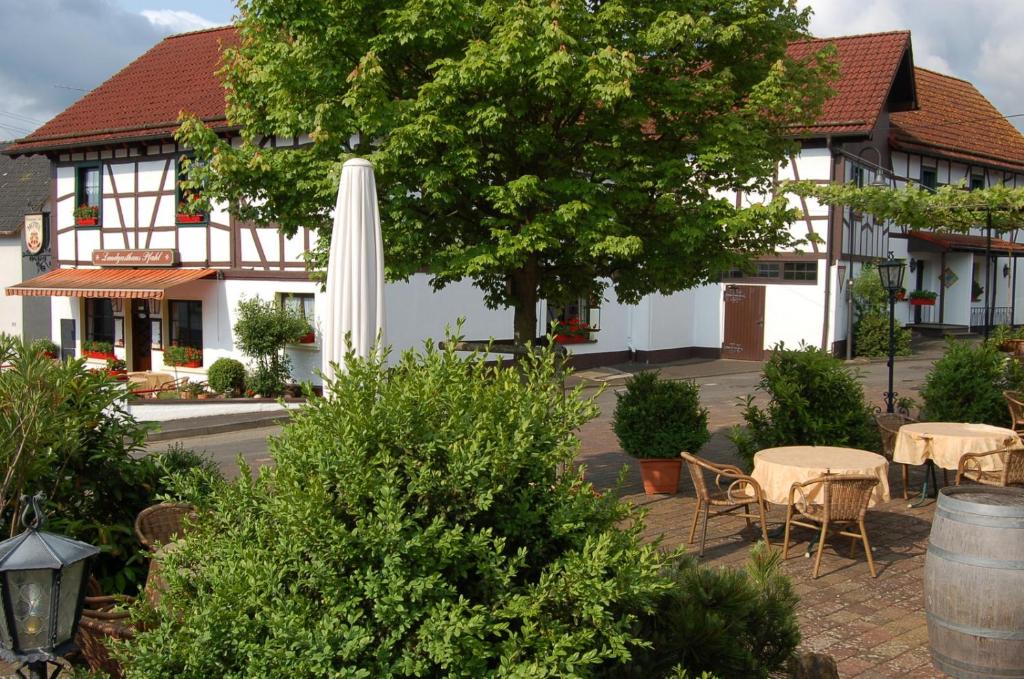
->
[921, 339, 1024, 425]
[613, 372, 710, 459]
[615, 544, 799, 679]
[121, 340, 680, 677]
[851, 263, 912, 358]
[232, 296, 308, 396]
[729, 343, 880, 469]
[29, 338, 59, 357]
[207, 357, 246, 395]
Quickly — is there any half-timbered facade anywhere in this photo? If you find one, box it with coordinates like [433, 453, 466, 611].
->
[6, 27, 1024, 378]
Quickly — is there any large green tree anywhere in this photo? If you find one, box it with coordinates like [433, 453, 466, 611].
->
[181, 0, 833, 342]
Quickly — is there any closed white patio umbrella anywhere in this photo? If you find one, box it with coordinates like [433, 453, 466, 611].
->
[321, 157, 385, 384]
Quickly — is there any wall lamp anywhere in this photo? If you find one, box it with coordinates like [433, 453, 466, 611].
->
[1004, 263, 1011, 278]
[908, 258, 918, 273]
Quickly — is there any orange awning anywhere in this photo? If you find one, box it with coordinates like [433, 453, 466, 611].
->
[6, 268, 217, 299]
[908, 230, 1024, 255]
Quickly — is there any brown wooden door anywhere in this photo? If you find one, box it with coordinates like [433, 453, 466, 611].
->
[131, 300, 152, 371]
[722, 285, 765, 361]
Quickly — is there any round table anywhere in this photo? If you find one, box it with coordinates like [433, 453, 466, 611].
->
[751, 446, 891, 506]
[893, 422, 1020, 471]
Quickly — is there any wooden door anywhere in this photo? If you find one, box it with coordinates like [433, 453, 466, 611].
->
[722, 285, 765, 361]
[131, 299, 152, 371]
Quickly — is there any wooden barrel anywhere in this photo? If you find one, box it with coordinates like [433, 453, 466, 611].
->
[925, 486, 1024, 678]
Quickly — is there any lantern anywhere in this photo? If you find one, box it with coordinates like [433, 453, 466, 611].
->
[876, 253, 906, 294]
[0, 494, 98, 671]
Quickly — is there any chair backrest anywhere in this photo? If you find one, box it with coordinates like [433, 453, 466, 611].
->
[134, 502, 197, 551]
[822, 475, 879, 522]
[680, 452, 711, 501]
[1003, 448, 1024, 486]
[1004, 391, 1024, 429]
[874, 413, 915, 459]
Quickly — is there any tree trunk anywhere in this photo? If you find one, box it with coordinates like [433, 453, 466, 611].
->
[511, 258, 539, 345]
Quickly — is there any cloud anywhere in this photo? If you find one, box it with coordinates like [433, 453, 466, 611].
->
[801, 0, 1024, 130]
[0, 0, 219, 141]
[141, 9, 217, 33]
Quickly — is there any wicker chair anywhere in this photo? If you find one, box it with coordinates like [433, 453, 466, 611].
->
[1004, 391, 1024, 435]
[75, 591, 138, 679]
[134, 502, 197, 552]
[956, 446, 1024, 487]
[782, 474, 879, 579]
[873, 412, 914, 500]
[680, 452, 771, 557]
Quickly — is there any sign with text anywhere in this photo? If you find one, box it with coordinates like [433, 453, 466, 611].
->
[91, 249, 178, 267]
[24, 214, 45, 254]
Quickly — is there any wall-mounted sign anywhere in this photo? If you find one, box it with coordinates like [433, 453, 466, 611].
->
[24, 214, 45, 255]
[91, 249, 178, 267]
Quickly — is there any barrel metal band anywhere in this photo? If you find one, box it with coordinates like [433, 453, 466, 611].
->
[927, 543, 1024, 569]
[936, 506, 1024, 528]
[928, 612, 1024, 640]
[932, 646, 1024, 677]
[940, 492, 1024, 518]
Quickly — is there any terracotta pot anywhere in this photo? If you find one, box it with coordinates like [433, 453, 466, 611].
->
[298, 331, 316, 344]
[637, 458, 682, 495]
[910, 298, 935, 306]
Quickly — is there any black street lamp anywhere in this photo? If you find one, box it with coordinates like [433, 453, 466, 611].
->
[877, 252, 907, 413]
[0, 494, 98, 679]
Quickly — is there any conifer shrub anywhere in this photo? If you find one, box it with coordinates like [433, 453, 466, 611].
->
[121, 340, 674, 677]
[730, 344, 880, 469]
[921, 339, 1024, 425]
[207, 357, 246, 395]
[613, 372, 710, 458]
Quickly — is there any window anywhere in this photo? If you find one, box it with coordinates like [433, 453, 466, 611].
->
[547, 296, 601, 337]
[280, 292, 314, 320]
[970, 174, 985, 191]
[75, 165, 101, 225]
[176, 156, 207, 224]
[168, 300, 203, 348]
[724, 260, 817, 284]
[852, 165, 865, 187]
[921, 167, 938, 191]
[85, 299, 114, 343]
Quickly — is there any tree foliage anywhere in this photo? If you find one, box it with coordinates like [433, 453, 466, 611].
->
[232, 296, 309, 395]
[180, 0, 835, 340]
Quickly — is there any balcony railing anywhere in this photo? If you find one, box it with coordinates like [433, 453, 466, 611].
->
[970, 306, 1012, 330]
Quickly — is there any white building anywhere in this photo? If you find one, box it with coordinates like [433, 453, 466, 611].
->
[6, 28, 1024, 382]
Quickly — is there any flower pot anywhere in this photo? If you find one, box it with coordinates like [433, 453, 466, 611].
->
[182, 360, 202, 368]
[84, 350, 115, 360]
[555, 334, 587, 344]
[298, 331, 316, 344]
[75, 217, 98, 226]
[895, 291, 906, 301]
[910, 298, 935, 306]
[176, 213, 203, 223]
[637, 458, 682, 495]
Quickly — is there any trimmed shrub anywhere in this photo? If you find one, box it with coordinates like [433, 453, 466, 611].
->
[730, 343, 879, 469]
[921, 339, 1024, 425]
[851, 263, 912, 358]
[615, 544, 799, 679]
[613, 372, 710, 459]
[121, 341, 675, 677]
[207, 357, 246, 395]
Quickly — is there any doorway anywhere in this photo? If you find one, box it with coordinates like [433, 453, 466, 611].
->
[722, 285, 766, 360]
[131, 299, 152, 371]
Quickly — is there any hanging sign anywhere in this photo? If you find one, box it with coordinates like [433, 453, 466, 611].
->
[91, 249, 178, 267]
[23, 214, 45, 255]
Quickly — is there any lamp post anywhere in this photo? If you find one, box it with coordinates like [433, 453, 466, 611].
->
[877, 252, 907, 413]
[0, 494, 98, 679]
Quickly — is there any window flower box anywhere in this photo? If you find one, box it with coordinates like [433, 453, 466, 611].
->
[909, 290, 937, 306]
[73, 204, 99, 226]
[298, 331, 316, 344]
[82, 340, 115, 360]
[176, 213, 204, 224]
[164, 344, 203, 369]
[553, 317, 597, 344]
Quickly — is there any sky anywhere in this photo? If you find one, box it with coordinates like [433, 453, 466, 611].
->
[1, 0, 1023, 140]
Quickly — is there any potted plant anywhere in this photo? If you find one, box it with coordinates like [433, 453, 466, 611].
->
[909, 290, 938, 306]
[82, 339, 115, 359]
[164, 344, 203, 368]
[894, 287, 907, 301]
[106, 357, 127, 379]
[176, 199, 205, 224]
[74, 204, 99, 226]
[297, 322, 316, 344]
[30, 339, 59, 359]
[184, 381, 207, 399]
[972, 279, 984, 302]
[613, 371, 710, 495]
[553, 317, 596, 344]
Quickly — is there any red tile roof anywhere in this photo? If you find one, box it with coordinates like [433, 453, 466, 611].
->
[6, 267, 217, 299]
[786, 31, 912, 137]
[890, 68, 1024, 173]
[5, 26, 238, 156]
[908, 230, 1024, 254]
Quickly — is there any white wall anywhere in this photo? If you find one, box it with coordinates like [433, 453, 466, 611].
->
[0, 238, 23, 337]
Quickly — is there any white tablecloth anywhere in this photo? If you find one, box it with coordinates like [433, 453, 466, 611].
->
[751, 446, 890, 506]
[893, 422, 1019, 471]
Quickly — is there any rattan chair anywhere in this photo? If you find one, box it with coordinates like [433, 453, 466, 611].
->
[134, 502, 197, 552]
[680, 452, 771, 557]
[956, 446, 1024, 487]
[782, 474, 879, 579]
[75, 588, 138, 679]
[874, 412, 914, 500]
[1004, 391, 1024, 435]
